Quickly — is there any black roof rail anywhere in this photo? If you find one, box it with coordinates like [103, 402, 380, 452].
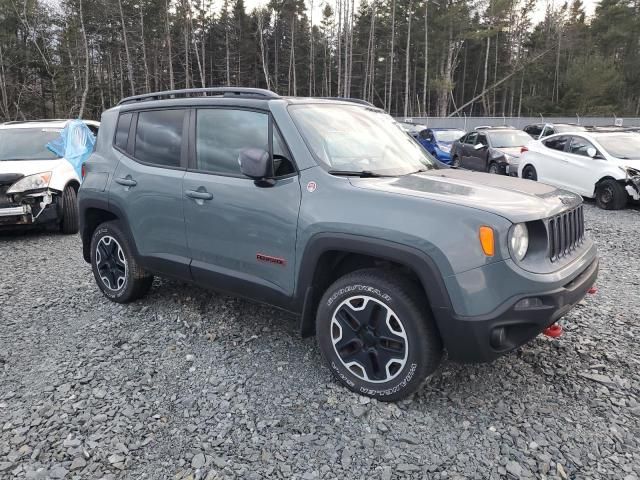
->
[117, 87, 280, 106]
[313, 97, 375, 107]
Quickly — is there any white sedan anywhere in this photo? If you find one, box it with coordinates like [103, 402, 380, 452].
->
[518, 131, 640, 209]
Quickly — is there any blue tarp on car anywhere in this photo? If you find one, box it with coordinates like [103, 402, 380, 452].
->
[46, 120, 96, 180]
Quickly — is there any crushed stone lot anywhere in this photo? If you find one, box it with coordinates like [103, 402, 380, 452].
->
[0, 203, 638, 480]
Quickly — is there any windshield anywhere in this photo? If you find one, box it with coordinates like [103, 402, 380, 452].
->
[555, 125, 586, 133]
[0, 128, 62, 161]
[433, 130, 466, 142]
[289, 105, 438, 175]
[597, 134, 640, 160]
[488, 131, 532, 148]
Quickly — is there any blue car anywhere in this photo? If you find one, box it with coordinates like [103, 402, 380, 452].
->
[416, 128, 467, 164]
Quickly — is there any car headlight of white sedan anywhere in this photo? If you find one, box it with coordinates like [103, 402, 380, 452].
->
[7, 172, 52, 194]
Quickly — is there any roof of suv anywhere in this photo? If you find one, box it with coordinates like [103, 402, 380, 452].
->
[115, 87, 377, 110]
[0, 119, 100, 129]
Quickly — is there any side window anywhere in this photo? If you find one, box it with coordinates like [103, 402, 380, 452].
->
[273, 127, 295, 176]
[465, 132, 478, 144]
[196, 109, 268, 175]
[134, 109, 185, 167]
[525, 125, 542, 137]
[419, 130, 430, 140]
[568, 136, 596, 157]
[114, 113, 133, 151]
[476, 133, 488, 146]
[543, 136, 569, 152]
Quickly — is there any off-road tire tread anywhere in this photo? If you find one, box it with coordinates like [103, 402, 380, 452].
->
[90, 221, 153, 303]
[316, 268, 442, 402]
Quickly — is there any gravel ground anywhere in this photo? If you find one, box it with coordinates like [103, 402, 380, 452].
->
[0, 202, 638, 480]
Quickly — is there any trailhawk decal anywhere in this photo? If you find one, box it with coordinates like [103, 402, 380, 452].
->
[326, 284, 392, 307]
[256, 253, 287, 266]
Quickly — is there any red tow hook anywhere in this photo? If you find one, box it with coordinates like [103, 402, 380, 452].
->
[543, 323, 563, 338]
[588, 286, 598, 295]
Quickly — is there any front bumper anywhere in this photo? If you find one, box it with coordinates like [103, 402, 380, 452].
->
[434, 149, 452, 163]
[0, 194, 60, 228]
[438, 257, 598, 363]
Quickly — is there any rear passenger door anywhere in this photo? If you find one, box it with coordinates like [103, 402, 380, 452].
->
[183, 108, 301, 300]
[109, 108, 190, 278]
[459, 132, 478, 168]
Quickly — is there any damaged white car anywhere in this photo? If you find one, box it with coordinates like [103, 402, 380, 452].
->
[0, 119, 99, 232]
[518, 131, 640, 210]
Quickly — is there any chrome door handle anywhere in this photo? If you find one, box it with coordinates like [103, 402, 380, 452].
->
[115, 177, 137, 187]
[185, 189, 213, 201]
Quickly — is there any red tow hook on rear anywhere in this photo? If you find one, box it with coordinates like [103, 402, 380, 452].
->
[543, 323, 563, 338]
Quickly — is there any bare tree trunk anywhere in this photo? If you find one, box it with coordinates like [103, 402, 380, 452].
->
[309, 0, 314, 96]
[257, 10, 270, 89]
[139, 4, 151, 92]
[118, 0, 135, 95]
[225, 13, 231, 86]
[404, 0, 413, 117]
[481, 33, 490, 115]
[422, 1, 428, 115]
[182, 0, 190, 88]
[288, 17, 297, 95]
[78, 0, 90, 117]
[165, 0, 175, 89]
[188, 2, 205, 88]
[337, 0, 342, 95]
[0, 45, 10, 119]
[388, 0, 396, 112]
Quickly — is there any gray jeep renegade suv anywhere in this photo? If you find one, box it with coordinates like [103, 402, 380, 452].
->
[79, 88, 598, 401]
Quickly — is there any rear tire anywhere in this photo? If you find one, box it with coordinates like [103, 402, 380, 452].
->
[90, 221, 153, 303]
[595, 179, 627, 210]
[59, 186, 79, 234]
[522, 165, 538, 181]
[316, 268, 443, 402]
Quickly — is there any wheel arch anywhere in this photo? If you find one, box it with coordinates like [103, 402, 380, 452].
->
[79, 197, 136, 263]
[296, 233, 452, 337]
[594, 175, 624, 196]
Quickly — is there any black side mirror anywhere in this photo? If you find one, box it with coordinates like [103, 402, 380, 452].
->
[238, 148, 274, 185]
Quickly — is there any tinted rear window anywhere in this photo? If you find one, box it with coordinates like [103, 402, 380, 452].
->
[134, 110, 185, 167]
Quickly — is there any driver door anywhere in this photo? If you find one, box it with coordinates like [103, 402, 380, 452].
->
[557, 135, 601, 197]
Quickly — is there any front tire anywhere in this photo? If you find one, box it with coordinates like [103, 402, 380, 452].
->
[316, 269, 442, 402]
[595, 179, 627, 210]
[59, 186, 79, 234]
[451, 156, 460, 168]
[488, 162, 499, 174]
[90, 221, 153, 303]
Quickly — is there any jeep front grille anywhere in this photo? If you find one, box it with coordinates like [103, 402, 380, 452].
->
[548, 205, 584, 262]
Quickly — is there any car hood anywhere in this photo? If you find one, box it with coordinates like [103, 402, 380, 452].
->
[0, 159, 64, 176]
[349, 169, 581, 223]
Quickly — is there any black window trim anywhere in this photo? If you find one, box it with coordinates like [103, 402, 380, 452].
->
[187, 106, 299, 180]
[113, 108, 189, 171]
[567, 135, 601, 158]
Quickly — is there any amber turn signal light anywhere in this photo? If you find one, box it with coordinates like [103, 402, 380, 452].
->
[479, 226, 495, 256]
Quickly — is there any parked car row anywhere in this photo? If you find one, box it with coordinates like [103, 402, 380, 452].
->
[399, 120, 640, 209]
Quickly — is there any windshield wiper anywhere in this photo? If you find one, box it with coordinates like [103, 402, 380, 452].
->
[328, 170, 388, 178]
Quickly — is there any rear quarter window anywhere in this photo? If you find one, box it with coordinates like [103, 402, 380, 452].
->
[114, 113, 133, 151]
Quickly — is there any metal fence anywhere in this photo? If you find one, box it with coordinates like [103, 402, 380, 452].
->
[400, 116, 640, 130]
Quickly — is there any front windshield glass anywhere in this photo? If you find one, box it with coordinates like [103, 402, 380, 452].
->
[433, 130, 466, 142]
[597, 134, 640, 160]
[0, 128, 62, 161]
[555, 125, 586, 133]
[488, 131, 532, 148]
[289, 105, 438, 175]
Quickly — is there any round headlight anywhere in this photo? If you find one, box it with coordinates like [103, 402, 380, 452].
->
[509, 223, 529, 261]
